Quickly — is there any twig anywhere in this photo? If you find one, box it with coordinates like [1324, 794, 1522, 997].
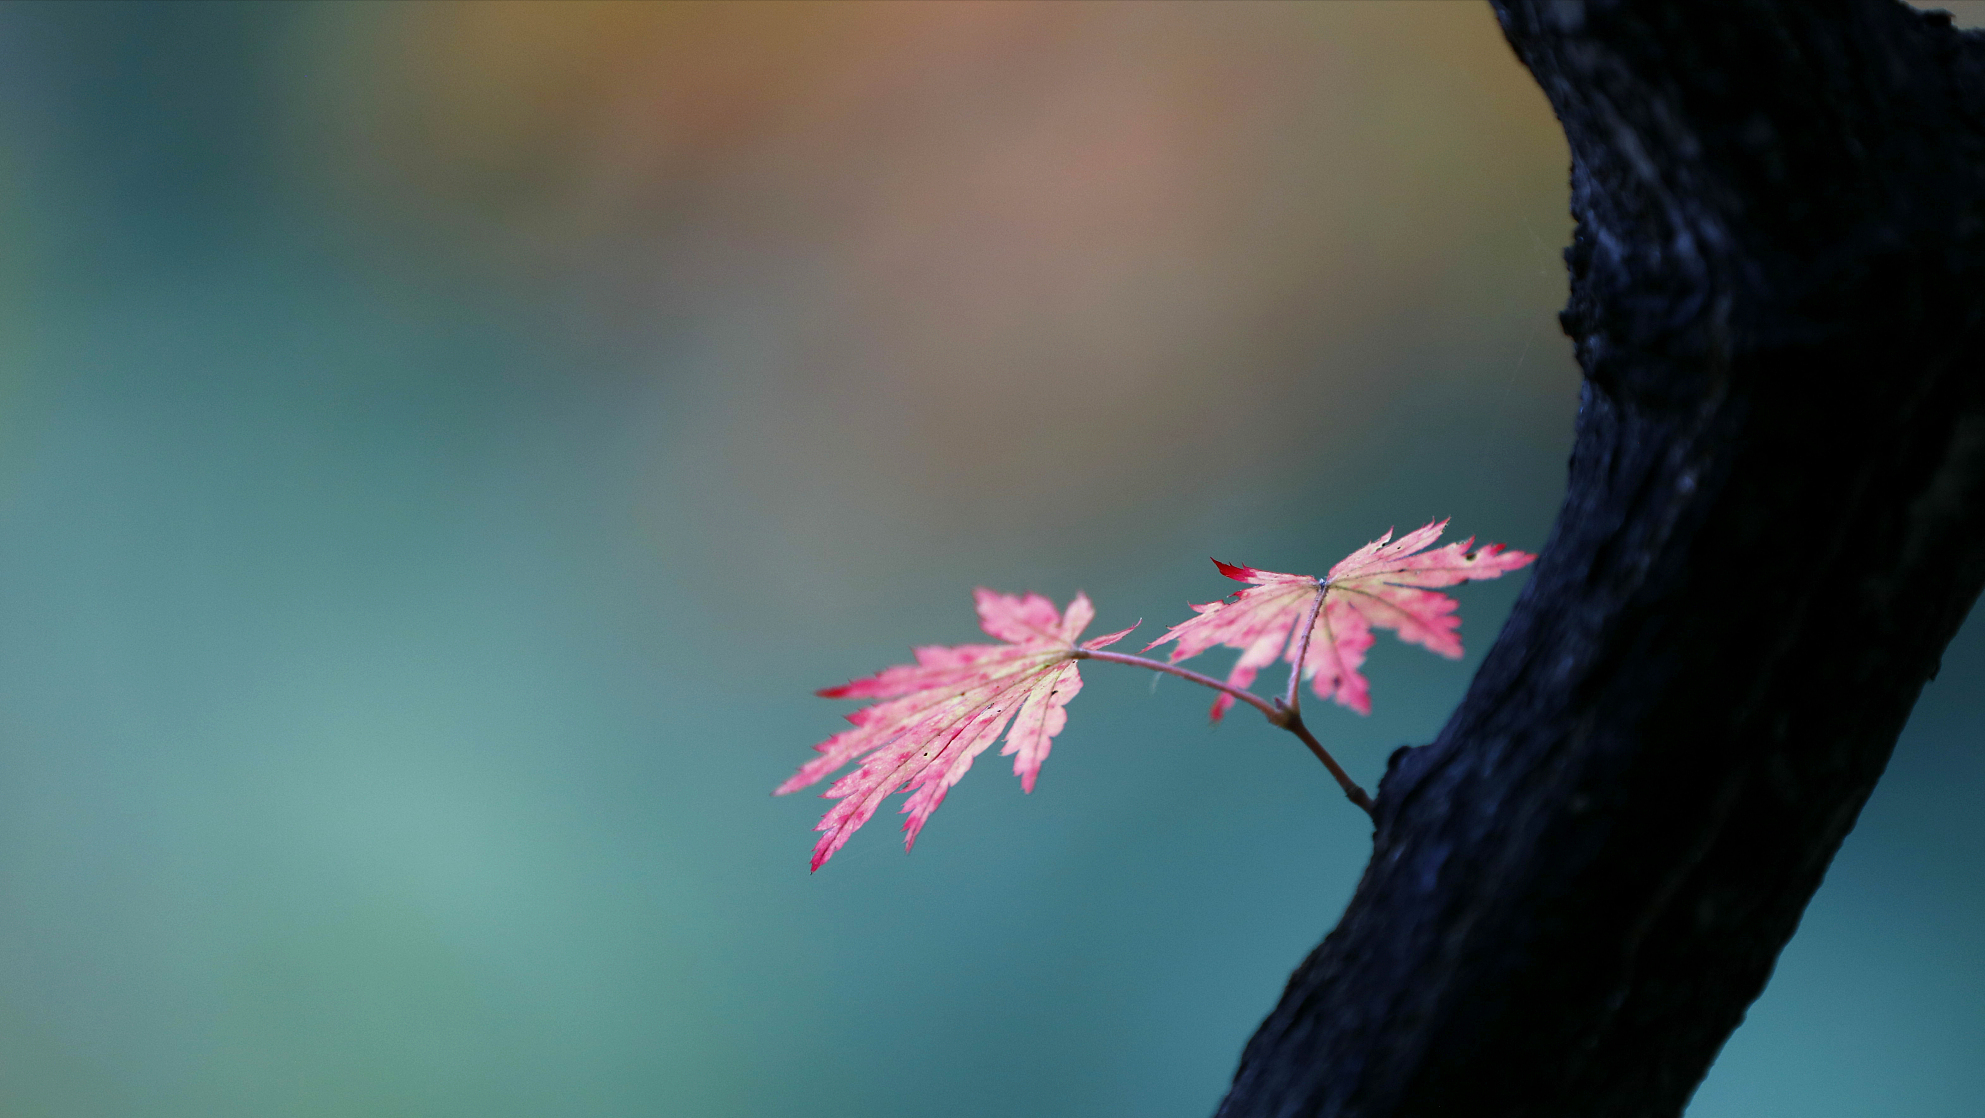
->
[1076, 644, 1376, 820]
[1282, 712, 1376, 816]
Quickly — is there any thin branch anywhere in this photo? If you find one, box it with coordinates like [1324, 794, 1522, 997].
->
[1284, 713, 1376, 817]
[1076, 645, 1377, 819]
[1282, 581, 1329, 717]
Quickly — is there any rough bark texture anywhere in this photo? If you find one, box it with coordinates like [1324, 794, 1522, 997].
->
[1215, 3, 1985, 1116]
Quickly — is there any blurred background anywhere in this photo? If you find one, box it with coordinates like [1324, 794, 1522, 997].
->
[0, 2, 1975, 1116]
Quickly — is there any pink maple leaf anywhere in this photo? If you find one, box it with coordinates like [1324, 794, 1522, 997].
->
[778, 589, 1135, 871]
[1143, 520, 1534, 720]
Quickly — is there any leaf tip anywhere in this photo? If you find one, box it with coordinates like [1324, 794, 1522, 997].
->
[1082, 620, 1140, 650]
[1208, 692, 1235, 723]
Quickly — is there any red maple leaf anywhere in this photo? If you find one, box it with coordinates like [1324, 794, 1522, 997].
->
[1144, 520, 1535, 719]
[779, 589, 1136, 870]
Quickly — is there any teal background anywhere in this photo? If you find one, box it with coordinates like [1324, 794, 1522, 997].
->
[0, 2, 1975, 1115]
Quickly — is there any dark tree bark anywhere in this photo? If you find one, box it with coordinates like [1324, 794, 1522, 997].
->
[1215, 3, 1985, 1116]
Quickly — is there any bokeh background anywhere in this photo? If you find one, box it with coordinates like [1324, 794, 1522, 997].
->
[0, 2, 1977, 1116]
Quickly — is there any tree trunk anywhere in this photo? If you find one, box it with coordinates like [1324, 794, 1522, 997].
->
[1215, 3, 1985, 1115]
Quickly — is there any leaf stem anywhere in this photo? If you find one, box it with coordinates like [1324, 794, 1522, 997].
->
[1281, 582, 1328, 718]
[1075, 645, 1376, 820]
[1076, 649, 1282, 720]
